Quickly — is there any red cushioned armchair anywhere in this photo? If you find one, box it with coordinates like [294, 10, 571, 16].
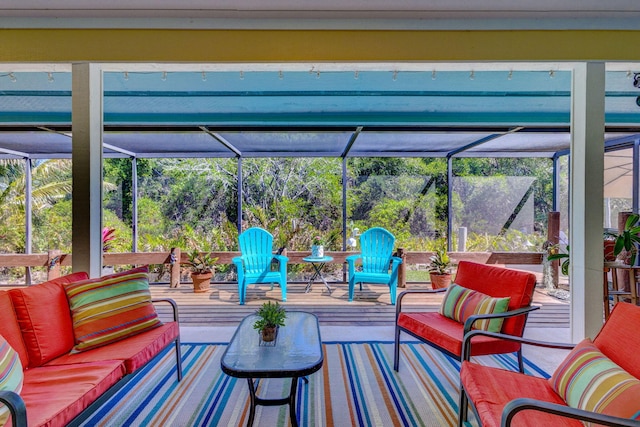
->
[394, 261, 539, 373]
[459, 302, 640, 427]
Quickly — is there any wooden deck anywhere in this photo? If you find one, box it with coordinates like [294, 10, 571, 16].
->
[151, 280, 570, 328]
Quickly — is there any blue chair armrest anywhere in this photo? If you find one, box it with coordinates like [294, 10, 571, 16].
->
[345, 254, 362, 264]
[346, 254, 362, 277]
[273, 254, 289, 263]
[0, 390, 27, 427]
[390, 256, 402, 266]
[232, 256, 243, 266]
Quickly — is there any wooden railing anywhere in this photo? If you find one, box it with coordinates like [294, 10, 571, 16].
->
[0, 249, 544, 287]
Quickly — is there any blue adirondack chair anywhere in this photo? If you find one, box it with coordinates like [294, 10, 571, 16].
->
[232, 227, 288, 305]
[346, 227, 403, 305]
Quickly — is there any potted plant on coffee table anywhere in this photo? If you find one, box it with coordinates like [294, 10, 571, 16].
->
[428, 247, 453, 289]
[253, 301, 287, 343]
[188, 250, 218, 293]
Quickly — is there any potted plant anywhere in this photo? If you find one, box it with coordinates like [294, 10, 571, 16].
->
[253, 301, 287, 342]
[547, 244, 570, 275]
[188, 250, 218, 293]
[311, 235, 324, 258]
[547, 230, 623, 278]
[428, 248, 453, 289]
[603, 234, 617, 262]
[608, 213, 640, 266]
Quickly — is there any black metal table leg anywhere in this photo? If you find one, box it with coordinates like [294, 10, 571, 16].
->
[289, 376, 300, 427]
[244, 377, 305, 427]
[246, 378, 257, 427]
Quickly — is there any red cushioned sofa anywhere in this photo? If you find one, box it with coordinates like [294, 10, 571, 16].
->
[0, 272, 181, 427]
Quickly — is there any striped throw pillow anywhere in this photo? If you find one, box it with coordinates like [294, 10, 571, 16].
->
[439, 283, 511, 332]
[0, 335, 23, 426]
[549, 339, 640, 423]
[64, 266, 162, 353]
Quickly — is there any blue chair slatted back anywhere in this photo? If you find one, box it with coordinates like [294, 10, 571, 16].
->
[360, 227, 395, 273]
[238, 227, 275, 274]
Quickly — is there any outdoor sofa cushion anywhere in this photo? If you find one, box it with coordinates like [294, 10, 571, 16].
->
[549, 338, 640, 421]
[64, 266, 162, 352]
[439, 283, 511, 332]
[460, 360, 582, 427]
[8, 272, 89, 368]
[0, 292, 29, 369]
[48, 321, 179, 374]
[453, 261, 536, 336]
[20, 361, 125, 427]
[592, 301, 640, 379]
[398, 312, 523, 357]
[0, 335, 23, 426]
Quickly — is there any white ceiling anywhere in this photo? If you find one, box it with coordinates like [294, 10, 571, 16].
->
[3, 0, 640, 29]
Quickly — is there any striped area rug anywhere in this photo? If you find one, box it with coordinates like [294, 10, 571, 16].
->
[80, 342, 547, 427]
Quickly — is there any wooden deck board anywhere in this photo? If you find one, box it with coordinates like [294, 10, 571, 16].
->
[151, 281, 570, 328]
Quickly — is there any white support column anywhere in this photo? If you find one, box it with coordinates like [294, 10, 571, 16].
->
[25, 157, 32, 285]
[570, 62, 605, 342]
[72, 63, 103, 277]
[132, 157, 138, 252]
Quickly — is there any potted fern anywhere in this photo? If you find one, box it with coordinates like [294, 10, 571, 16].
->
[428, 248, 453, 289]
[253, 301, 287, 342]
[188, 250, 218, 293]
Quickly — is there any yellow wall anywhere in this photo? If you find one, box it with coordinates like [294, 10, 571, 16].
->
[1, 29, 640, 62]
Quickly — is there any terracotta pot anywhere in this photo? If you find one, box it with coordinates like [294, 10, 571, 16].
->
[430, 273, 452, 290]
[604, 239, 616, 262]
[261, 326, 278, 342]
[191, 271, 213, 293]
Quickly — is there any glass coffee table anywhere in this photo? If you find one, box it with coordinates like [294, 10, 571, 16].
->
[220, 311, 323, 427]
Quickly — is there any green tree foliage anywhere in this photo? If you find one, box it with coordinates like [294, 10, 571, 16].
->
[241, 157, 343, 250]
[0, 159, 72, 252]
[1, 154, 555, 264]
[35, 199, 72, 253]
[349, 157, 444, 243]
[104, 158, 151, 226]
